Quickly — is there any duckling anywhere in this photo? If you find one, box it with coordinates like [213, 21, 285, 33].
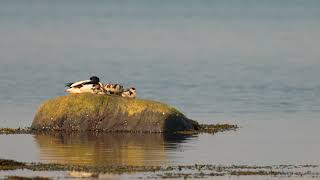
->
[104, 83, 124, 95]
[65, 76, 104, 94]
[93, 82, 107, 95]
[121, 87, 136, 98]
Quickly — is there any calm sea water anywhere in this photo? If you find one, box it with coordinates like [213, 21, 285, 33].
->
[1, 0, 320, 176]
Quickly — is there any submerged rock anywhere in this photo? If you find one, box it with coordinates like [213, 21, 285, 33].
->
[32, 94, 199, 132]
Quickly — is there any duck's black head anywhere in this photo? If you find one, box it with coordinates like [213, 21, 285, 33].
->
[90, 76, 100, 84]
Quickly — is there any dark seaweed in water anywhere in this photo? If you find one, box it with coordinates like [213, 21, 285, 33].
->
[4, 176, 51, 180]
[0, 159, 319, 179]
[0, 128, 32, 135]
[0, 159, 26, 170]
[0, 123, 237, 135]
[177, 123, 238, 134]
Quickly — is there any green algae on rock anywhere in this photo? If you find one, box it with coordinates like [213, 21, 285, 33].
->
[31, 94, 200, 132]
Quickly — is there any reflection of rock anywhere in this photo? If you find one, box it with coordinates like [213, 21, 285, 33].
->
[34, 132, 192, 166]
[32, 94, 199, 132]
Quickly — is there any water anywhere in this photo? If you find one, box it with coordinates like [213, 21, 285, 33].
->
[1, 0, 320, 178]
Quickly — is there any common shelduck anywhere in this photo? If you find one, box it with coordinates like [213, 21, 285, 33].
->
[65, 76, 104, 94]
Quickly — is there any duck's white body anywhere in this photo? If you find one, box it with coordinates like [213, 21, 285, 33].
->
[65, 77, 105, 94]
[66, 84, 96, 94]
[69, 80, 91, 88]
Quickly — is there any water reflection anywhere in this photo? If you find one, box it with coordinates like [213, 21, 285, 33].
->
[34, 132, 195, 166]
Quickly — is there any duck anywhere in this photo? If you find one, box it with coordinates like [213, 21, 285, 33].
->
[65, 76, 105, 94]
[121, 87, 136, 98]
[104, 83, 124, 95]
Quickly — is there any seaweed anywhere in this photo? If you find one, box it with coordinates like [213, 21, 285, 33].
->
[176, 123, 238, 135]
[4, 176, 51, 180]
[0, 159, 26, 170]
[0, 158, 319, 179]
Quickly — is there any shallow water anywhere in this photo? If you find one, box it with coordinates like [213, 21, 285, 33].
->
[1, 0, 320, 179]
[1, 118, 320, 167]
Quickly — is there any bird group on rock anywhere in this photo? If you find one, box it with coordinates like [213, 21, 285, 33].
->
[65, 76, 136, 98]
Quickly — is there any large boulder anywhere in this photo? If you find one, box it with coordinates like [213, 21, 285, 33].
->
[32, 94, 199, 132]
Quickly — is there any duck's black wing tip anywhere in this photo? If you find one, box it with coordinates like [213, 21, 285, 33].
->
[65, 82, 73, 87]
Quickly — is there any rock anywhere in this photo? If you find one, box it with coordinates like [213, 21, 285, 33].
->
[32, 94, 199, 132]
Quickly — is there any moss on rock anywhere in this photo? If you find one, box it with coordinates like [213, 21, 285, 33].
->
[32, 94, 199, 132]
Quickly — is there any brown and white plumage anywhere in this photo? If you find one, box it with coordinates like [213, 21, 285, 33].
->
[104, 83, 124, 95]
[121, 87, 136, 98]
